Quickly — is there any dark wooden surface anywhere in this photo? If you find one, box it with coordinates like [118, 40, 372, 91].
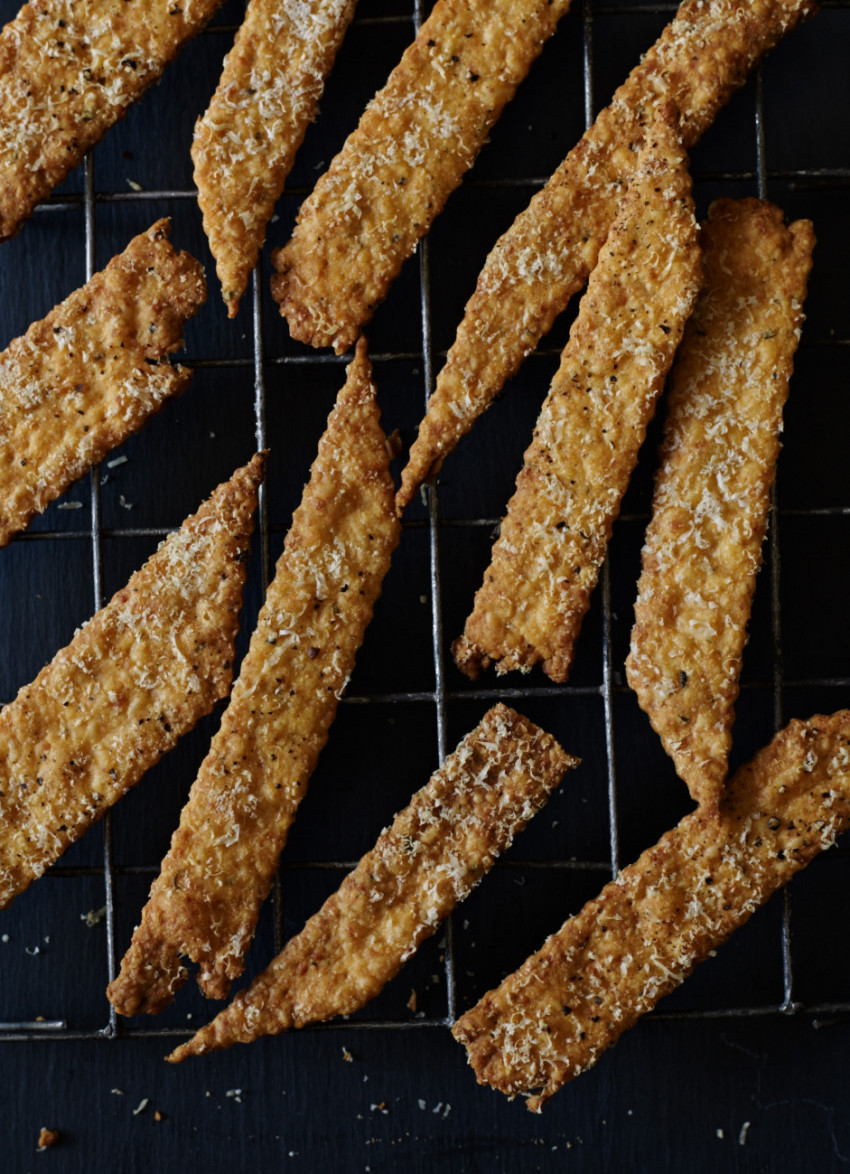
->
[1, 1, 849, 1170]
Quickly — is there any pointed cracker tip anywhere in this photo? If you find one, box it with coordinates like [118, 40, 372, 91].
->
[346, 334, 373, 383]
[189, 452, 265, 534]
[166, 1038, 201, 1064]
[147, 216, 172, 240]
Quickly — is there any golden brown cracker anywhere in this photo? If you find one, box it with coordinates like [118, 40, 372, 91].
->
[454, 710, 850, 1111]
[453, 110, 701, 683]
[0, 0, 227, 240]
[168, 704, 576, 1060]
[396, 0, 818, 514]
[626, 199, 815, 808]
[0, 455, 264, 912]
[108, 341, 400, 1015]
[271, 0, 573, 353]
[193, 0, 359, 316]
[0, 219, 205, 547]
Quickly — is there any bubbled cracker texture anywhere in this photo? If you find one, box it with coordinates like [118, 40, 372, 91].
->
[626, 199, 815, 808]
[0, 454, 264, 911]
[453, 108, 701, 683]
[454, 711, 850, 1111]
[271, 0, 573, 353]
[193, 0, 359, 316]
[0, 0, 228, 239]
[168, 704, 576, 1060]
[0, 219, 206, 546]
[396, 0, 818, 514]
[108, 340, 401, 1015]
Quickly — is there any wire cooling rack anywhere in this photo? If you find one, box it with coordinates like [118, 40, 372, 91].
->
[1, 0, 849, 1067]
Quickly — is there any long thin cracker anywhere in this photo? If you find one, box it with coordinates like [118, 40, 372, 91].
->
[0, 454, 264, 912]
[453, 109, 701, 683]
[108, 340, 400, 1015]
[0, 219, 205, 547]
[626, 199, 815, 808]
[168, 704, 576, 1060]
[396, 0, 817, 514]
[453, 710, 850, 1111]
[271, 0, 573, 353]
[0, 0, 227, 240]
[193, 0, 359, 317]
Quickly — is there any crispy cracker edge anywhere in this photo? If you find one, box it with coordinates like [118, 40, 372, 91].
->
[626, 197, 815, 809]
[0, 452, 265, 912]
[166, 703, 577, 1061]
[395, 0, 819, 514]
[452, 105, 700, 683]
[108, 340, 402, 1016]
[453, 710, 850, 1111]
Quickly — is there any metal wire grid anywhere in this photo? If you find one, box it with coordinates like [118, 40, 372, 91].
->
[1, 0, 849, 1044]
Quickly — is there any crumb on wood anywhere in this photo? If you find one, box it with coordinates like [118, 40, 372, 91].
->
[407, 989, 417, 1013]
[37, 1128, 59, 1150]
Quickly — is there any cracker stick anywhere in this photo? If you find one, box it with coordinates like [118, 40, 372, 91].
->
[271, 0, 573, 353]
[0, 219, 205, 547]
[0, 455, 264, 912]
[108, 340, 400, 1016]
[193, 0, 359, 318]
[454, 711, 850, 1111]
[0, 0, 227, 240]
[168, 704, 576, 1060]
[396, 0, 817, 514]
[626, 200, 815, 809]
[453, 109, 701, 683]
